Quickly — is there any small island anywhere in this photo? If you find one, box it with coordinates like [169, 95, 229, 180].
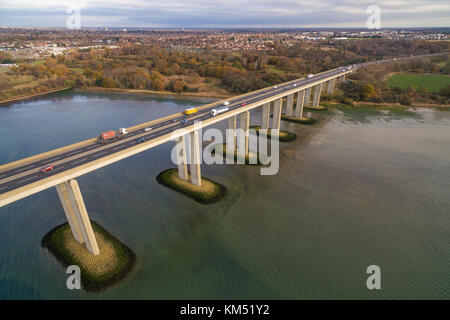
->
[304, 105, 328, 111]
[157, 168, 227, 204]
[250, 125, 297, 142]
[281, 115, 317, 125]
[42, 221, 136, 292]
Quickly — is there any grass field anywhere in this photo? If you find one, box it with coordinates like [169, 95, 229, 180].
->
[387, 73, 450, 93]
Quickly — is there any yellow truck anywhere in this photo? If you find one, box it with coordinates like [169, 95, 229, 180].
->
[184, 107, 198, 115]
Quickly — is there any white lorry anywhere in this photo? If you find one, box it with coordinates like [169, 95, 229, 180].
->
[211, 106, 229, 117]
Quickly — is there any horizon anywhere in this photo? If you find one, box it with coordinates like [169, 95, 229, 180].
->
[1, 0, 449, 29]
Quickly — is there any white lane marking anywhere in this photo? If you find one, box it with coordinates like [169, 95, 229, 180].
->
[16, 175, 39, 184]
[13, 165, 35, 173]
[71, 158, 85, 165]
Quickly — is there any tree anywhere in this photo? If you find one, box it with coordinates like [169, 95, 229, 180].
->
[102, 77, 116, 88]
[439, 84, 450, 98]
[171, 80, 186, 94]
[361, 84, 376, 101]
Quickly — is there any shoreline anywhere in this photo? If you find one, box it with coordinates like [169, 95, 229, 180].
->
[327, 101, 450, 109]
[77, 86, 234, 99]
[1, 86, 448, 110]
[0, 87, 72, 106]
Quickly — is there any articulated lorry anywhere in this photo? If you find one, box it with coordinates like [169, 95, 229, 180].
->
[98, 128, 128, 144]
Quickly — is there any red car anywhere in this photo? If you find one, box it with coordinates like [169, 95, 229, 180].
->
[241, 102, 247, 106]
[41, 165, 54, 173]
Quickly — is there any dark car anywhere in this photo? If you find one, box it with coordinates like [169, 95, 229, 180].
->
[137, 138, 146, 144]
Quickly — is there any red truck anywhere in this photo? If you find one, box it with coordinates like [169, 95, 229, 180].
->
[98, 128, 128, 144]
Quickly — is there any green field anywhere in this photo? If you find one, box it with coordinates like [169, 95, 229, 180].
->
[387, 73, 450, 93]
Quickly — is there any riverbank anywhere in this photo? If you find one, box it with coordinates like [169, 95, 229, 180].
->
[0, 87, 71, 106]
[78, 86, 234, 99]
[326, 101, 450, 110]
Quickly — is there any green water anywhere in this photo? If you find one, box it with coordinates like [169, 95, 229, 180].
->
[0, 91, 449, 299]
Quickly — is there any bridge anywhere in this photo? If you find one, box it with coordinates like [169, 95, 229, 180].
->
[0, 53, 445, 255]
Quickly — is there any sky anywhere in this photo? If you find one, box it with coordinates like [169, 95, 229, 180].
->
[0, 0, 449, 28]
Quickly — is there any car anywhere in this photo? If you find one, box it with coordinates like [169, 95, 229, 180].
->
[307, 74, 314, 79]
[293, 84, 297, 87]
[241, 102, 247, 106]
[273, 86, 278, 89]
[144, 127, 152, 132]
[172, 119, 177, 123]
[41, 165, 54, 173]
[223, 101, 230, 106]
[137, 138, 146, 144]
[181, 119, 188, 124]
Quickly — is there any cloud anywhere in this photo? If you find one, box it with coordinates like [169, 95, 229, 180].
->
[0, 0, 449, 27]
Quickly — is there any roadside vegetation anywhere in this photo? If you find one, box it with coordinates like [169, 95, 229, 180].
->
[337, 55, 450, 107]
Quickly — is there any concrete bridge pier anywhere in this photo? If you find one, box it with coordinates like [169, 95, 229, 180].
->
[226, 115, 237, 163]
[285, 94, 294, 118]
[322, 82, 327, 93]
[295, 90, 305, 119]
[175, 135, 188, 181]
[313, 84, 323, 107]
[55, 179, 100, 255]
[303, 87, 312, 107]
[189, 130, 202, 186]
[327, 79, 336, 94]
[261, 102, 270, 130]
[237, 111, 250, 159]
[272, 99, 282, 134]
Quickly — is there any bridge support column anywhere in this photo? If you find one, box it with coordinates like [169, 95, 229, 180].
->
[295, 90, 305, 119]
[322, 82, 327, 93]
[227, 116, 237, 147]
[55, 180, 100, 255]
[341, 75, 346, 81]
[327, 79, 335, 94]
[175, 135, 188, 181]
[189, 130, 202, 186]
[285, 94, 294, 118]
[313, 84, 322, 107]
[304, 87, 312, 107]
[272, 99, 282, 133]
[261, 103, 270, 130]
[237, 111, 250, 158]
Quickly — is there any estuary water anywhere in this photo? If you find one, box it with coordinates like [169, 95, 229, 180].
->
[0, 91, 449, 299]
